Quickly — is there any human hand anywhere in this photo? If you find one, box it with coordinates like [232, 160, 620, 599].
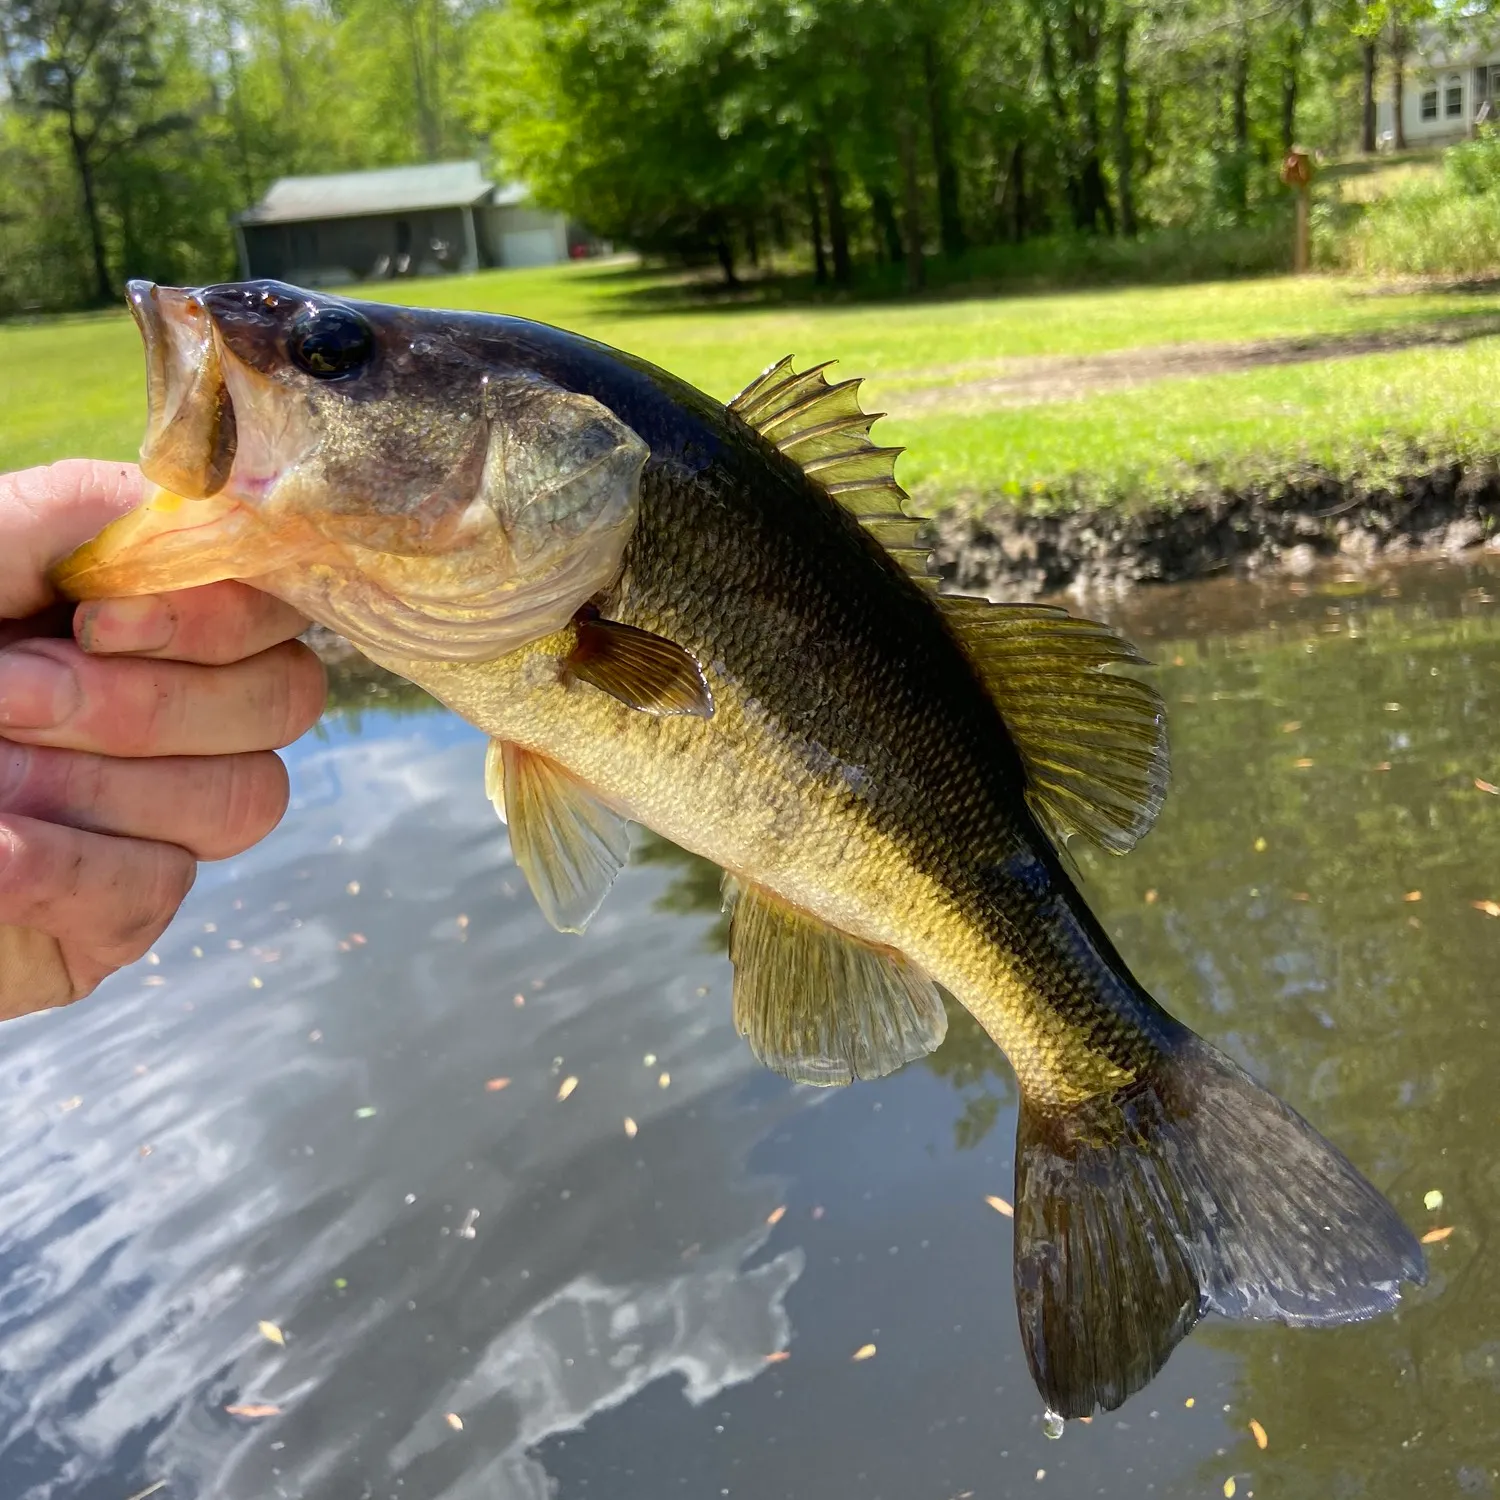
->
[0, 460, 326, 1018]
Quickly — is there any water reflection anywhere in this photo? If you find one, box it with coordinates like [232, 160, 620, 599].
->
[0, 558, 1496, 1496]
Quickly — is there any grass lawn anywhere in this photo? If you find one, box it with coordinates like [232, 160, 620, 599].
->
[7, 257, 1500, 512]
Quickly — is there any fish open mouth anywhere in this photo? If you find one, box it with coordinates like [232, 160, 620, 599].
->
[52, 282, 290, 601]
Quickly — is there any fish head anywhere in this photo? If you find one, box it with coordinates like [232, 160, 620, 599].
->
[53, 280, 648, 660]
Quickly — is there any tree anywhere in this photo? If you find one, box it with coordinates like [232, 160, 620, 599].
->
[0, 0, 188, 302]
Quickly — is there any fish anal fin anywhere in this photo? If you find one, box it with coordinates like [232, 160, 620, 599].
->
[502, 743, 631, 933]
[728, 356, 934, 588]
[939, 597, 1169, 854]
[722, 877, 947, 1086]
[566, 615, 713, 718]
[1014, 1034, 1426, 1419]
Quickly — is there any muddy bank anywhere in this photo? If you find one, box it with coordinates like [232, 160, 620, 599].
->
[929, 460, 1500, 598]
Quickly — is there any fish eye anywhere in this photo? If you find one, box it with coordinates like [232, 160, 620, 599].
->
[287, 306, 374, 379]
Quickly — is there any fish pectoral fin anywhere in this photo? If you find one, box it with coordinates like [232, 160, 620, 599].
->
[566, 616, 713, 718]
[939, 597, 1169, 855]
[722, 876, 947, 1086]
[1013, 1035, 1426, 1420]
[501, 744, 631, 933]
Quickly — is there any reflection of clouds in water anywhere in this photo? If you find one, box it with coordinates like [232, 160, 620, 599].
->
[0, 711, 812, 1498]
[386, 1249, 805, 1500]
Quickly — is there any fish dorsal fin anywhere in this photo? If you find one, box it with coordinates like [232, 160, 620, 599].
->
[722, 876, 947, 1086]
[729, 356, 936, 589]
[501, 743, 632, 933]
[939, 597, 1169, 855]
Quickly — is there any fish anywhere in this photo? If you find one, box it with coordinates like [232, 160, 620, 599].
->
[54, 280, 1426, 1419]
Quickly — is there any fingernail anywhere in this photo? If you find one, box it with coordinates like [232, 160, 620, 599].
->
[0, 648, 81, 730]
[76, 596, 172, 655]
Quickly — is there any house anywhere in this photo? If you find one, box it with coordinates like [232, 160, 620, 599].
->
[1378, 30, 1500, 147]
[234, 161, 577, 285]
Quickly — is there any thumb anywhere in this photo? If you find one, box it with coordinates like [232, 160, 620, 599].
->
[0, 461, 146, 620]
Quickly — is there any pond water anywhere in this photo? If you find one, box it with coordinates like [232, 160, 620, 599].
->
[2, 557, 1498, 1500]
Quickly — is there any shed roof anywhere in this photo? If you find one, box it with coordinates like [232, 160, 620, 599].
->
[239, 161, 499, 225]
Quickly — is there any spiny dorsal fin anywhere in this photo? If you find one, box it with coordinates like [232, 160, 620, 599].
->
[729, 356, 936, 589]
[501, 742, 631, 933]
[722, 875, 948, 1085]
[938, 597, 1169, 855]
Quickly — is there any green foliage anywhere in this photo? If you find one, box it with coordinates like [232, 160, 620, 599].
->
[1444, 123, 1500, 196]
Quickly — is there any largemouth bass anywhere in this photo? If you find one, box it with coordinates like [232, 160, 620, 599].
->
[55, 281, 1425, 1419]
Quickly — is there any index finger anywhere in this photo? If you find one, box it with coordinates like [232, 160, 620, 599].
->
[0, 461, 145, 620]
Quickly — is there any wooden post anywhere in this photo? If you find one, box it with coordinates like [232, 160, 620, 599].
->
[1280, 149, 1314, 275]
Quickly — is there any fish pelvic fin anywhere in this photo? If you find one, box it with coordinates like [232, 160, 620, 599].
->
[501, 744, 631, 933]
[723, 876, 947, 1085]
[1014, 1032, 1426, 1420]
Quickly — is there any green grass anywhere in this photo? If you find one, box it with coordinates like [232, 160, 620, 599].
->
[7, 257, 1500, 512]
[895, 337, 1500, 509]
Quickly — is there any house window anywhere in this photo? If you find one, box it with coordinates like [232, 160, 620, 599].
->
[1447, 77, 1464, 117]
[1422, 88, 1439, 121]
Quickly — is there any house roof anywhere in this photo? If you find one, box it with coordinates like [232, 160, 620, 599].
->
[239, 161, 503, 225]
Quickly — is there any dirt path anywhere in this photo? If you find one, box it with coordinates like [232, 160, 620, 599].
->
[887, 316, 1500, 416]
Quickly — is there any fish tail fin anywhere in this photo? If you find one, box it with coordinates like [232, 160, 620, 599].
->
[1012, 1031, 1426, 1419]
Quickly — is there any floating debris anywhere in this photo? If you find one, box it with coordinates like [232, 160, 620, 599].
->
[1404, 891, 1422, 903]
[1424, 1189, 1444, 1211]
[225, 1403, 282, 1419]
[485, 1078, 511, 1092]
[643, 1053, 657, 1067]
[125, 1483, 168, 1500]
[250, 976, 264, 990]
[1421, 1225, 1454, 1244]
[764, 1349, 791, 1364]
[456, 913, 469, 929]
[445, 1412, 464, 1431]
[1185, 1398, 1195, 1409]
[59, 1097, 82, 1113]
[1473, 900, 1500, 918]
[258, 1321, 286, 1347]
[1384, 702, 1402, 713]
[812, 1205, 825, 1220]
[1223, 1479, 1236, 1499]
[556, 1076, 578, 1101]
[624, 1116, 638, 1138]
[767, 1205, 787, 1226]
[458, 1209, 480, 1240]
[1293, 758, 1315, 769]
[985, 1195, 1014, 1218]
[1253, 837, 1267, 853]
[851, 1343, 877, 1361]
[1144, 889, 1158, 904]
[658, 1071, 671, 1089]
[1280, 721, 1301, 733]
[355, 1106, 377, 1119]
[1250, 1418, 1268, 1449]
[346, 881, 361, 895]
[1476, 779, 1499, 796]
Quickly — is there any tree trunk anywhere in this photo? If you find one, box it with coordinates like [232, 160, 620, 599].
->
[1112, 17, 1136, 237]
[1281, 0, 1311, 153]
[1229, 40, 1251, 222]
[714, 231, 738, 288]
[67, 121, 112, 304]
[897, 110, 925, 292]
[1391, 27, 1407, 151]
[817, 136, 852, 286]
[922, 33, 964, 257]
[1361, 40, 1378, 153]
[1009, 139, 1027, 241]
[870, 183, 904, 263]
[805, 161, 827, 285]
